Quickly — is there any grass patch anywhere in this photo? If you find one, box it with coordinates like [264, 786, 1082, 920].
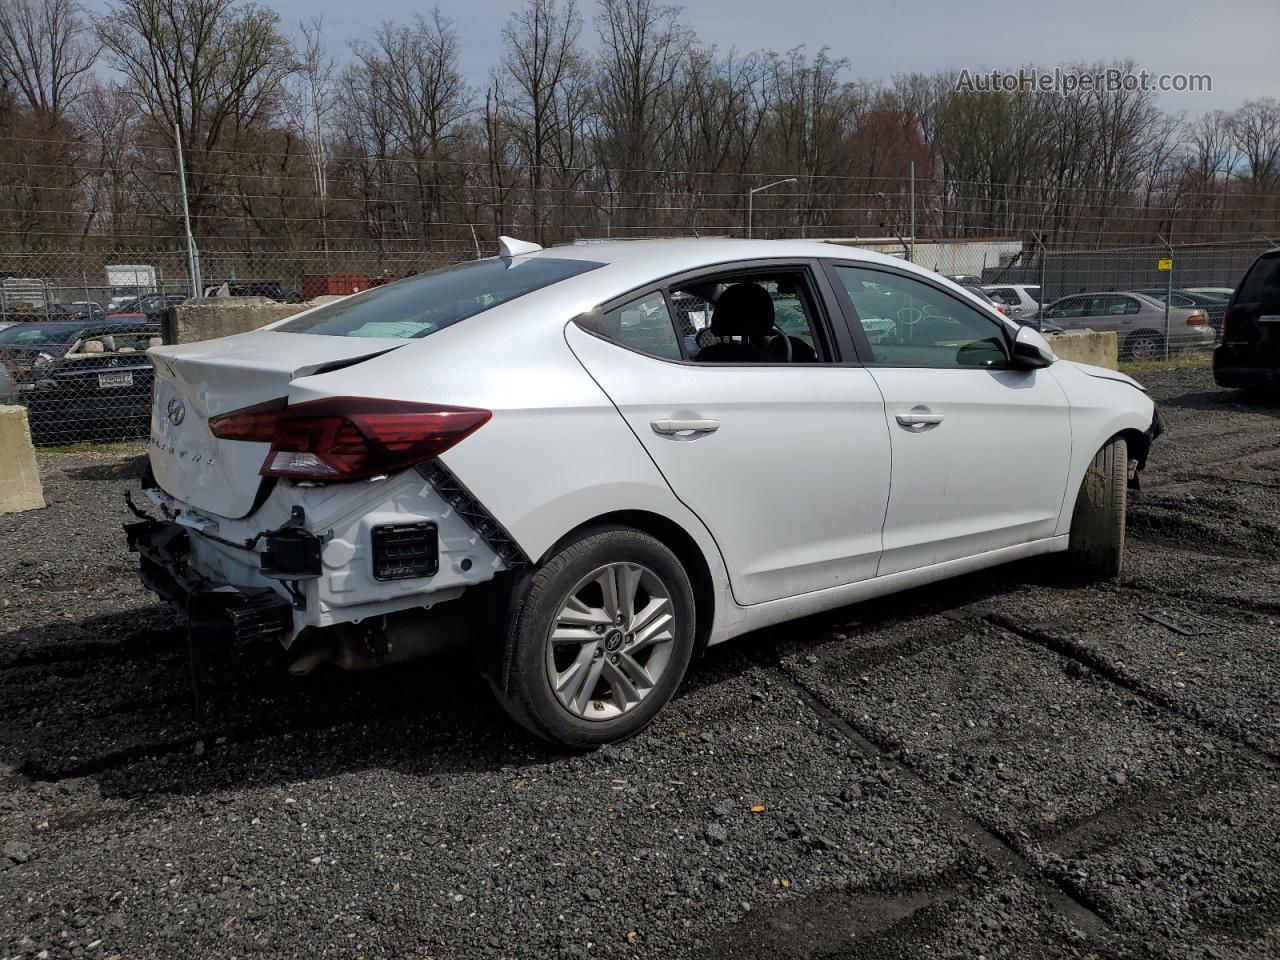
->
[1119, 351, 1212, 375]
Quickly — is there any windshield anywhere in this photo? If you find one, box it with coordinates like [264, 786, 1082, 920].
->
[277, 256, 603, 339]
[0, 323, 81, 348]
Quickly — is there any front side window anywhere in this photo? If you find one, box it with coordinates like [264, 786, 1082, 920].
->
[278, 256, 603, 339]
[833, 265, 1010, 368]
[599, 292, 683, 360]
[986, 287, 1018, 307]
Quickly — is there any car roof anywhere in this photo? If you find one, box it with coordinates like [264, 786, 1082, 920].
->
[516, 237, 951, 293]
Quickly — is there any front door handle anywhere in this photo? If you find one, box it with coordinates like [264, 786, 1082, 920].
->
[895, 412, 944, 430]
[651, 418, 720, 438]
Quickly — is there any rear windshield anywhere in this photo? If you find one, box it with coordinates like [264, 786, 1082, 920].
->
[1236, 253, 1280, 304]
[277, 256, 603, 339]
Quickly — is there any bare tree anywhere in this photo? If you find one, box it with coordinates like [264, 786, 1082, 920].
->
[0, 0, 97, 120]
[1230, 98, 1280, 189]
[287, 17, 336, 257]
[349, 10, 473, 239]
[97, 0, 296, 232]
[496, 0, 589, 241]
[593, 0, 689, 231]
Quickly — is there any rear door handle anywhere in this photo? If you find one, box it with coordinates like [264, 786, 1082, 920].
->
[651, 418, 720, 438]
[895, 412, 944, 429]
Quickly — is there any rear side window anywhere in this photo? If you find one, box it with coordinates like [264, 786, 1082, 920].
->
[601, 292, 683, 360]
[1237, 253, 1280, 303]
[277, 257, 603, 338]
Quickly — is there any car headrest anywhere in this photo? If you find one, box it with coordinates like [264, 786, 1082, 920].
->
[80, 339, 105, 353]
[711, 283, 774, 338]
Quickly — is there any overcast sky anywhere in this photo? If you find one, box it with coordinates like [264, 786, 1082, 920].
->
[255, 0, 1277, 115]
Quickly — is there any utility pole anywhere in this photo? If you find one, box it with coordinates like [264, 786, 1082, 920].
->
[909, 161, 916, 263]
[1157, 233, 1174, 362]
[175, 122, 202, 298]
[1034, 233, 1048, 330]
[747, 178, 797, 239]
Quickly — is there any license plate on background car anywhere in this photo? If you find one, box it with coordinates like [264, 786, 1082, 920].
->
[98, 371, 134, 388]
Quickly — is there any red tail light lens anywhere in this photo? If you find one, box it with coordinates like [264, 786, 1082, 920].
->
[208, 397, 287, 441]
[1220, 307, 1238, 343]
[210, 397, 491, 481]
[1185, 311, 1207, 326]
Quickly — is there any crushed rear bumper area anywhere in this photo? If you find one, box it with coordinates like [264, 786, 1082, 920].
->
[124, 518, 295, 643]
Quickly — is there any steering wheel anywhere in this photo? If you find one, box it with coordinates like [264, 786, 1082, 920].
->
[766, 325, 794, 362]
[896, 306, 922, 326]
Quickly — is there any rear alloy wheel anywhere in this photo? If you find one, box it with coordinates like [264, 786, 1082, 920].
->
[494, 526, 696, 747]
[1067, 436, 1128, 580]
[1123, 332, 1162, 362]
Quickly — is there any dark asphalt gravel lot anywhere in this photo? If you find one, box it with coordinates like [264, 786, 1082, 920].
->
[1, 366, 1278, 959]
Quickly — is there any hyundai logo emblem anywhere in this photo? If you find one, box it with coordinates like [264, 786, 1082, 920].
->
[166, 397, 186, 426]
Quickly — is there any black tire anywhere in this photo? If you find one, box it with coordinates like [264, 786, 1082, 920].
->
[1122, 331, 1162, 362]
[492, 525, 696, 747]
[1068, 437, 1128, 580]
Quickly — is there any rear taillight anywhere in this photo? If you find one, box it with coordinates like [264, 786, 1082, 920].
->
[1186, 311, 1208, 326]
[210, 397, 491, 481]
[1220, 306, 1239, 343]
[208, 397, 287, 440]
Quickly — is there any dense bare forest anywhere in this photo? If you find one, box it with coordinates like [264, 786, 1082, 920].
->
[1, 0, 1279, 258]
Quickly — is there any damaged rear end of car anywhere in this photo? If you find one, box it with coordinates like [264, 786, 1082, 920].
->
[125, 252, 606, 673]
[127, 329, 522, 673]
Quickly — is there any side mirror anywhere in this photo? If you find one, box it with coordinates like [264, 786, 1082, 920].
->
[1011, 324, 1056, 369]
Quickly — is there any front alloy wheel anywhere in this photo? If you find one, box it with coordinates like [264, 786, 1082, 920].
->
[493, 526, 696, 747]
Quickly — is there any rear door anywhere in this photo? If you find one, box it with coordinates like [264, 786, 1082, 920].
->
[566, 261, 892, 606]
[824, 261, 1072, 576]
[1225, 251, 1280, 367]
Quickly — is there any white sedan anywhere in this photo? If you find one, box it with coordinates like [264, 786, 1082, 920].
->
[128, 238, 1162, 746]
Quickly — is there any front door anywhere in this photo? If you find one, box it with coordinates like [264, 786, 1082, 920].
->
[825, 261, 1073, 576]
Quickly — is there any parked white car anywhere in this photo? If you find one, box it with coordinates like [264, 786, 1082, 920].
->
[982, 283, 1042, 320]
[128, 238, 1162, 746]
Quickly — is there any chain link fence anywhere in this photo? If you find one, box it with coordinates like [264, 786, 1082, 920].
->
[1, 237, 1272, 446]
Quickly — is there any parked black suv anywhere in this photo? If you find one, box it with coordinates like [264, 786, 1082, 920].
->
[1214, 250, 1280, 388]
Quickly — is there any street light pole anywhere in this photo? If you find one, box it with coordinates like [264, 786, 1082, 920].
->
[747, 178, 797, 239]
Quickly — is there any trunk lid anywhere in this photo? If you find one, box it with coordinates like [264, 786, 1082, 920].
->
[148, 330, 405, 518]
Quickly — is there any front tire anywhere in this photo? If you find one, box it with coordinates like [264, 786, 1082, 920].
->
[1068, 437, 1128, 579]
[493, 526, 696, 747]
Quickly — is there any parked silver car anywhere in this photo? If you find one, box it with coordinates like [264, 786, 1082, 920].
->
[1040, 292, 1214, 360]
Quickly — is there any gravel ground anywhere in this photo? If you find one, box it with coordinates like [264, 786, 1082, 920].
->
[2, 367, 1278, 959]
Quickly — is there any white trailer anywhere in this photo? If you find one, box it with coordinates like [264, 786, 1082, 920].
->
[105, 264, 158, 311]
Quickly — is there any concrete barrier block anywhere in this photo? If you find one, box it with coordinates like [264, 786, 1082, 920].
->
[169, 297, 312, 344]
[1046, 329, 1119, 370]
[0, 405, 46, 513]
